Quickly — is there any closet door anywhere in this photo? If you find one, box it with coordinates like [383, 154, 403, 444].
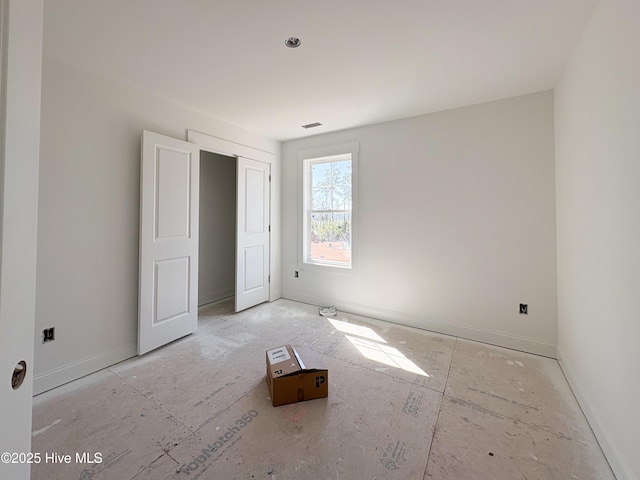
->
[138, 131, 199, 354]
[236, 157, 270, 312]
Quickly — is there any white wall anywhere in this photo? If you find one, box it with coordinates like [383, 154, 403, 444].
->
[282, 91, 558, 356]
[554, 0, 640, 478]
[0, 1, 42, 478]
[199, 151, 236, 305]
[34, 58, 279, 394]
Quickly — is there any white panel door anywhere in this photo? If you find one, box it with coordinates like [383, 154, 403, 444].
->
[139, 131, 199, 354]
[236, 157, 270, 312]
[0, 1, 43, 478]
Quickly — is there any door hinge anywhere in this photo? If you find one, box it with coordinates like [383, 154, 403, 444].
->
[268, 225, 271, 232]
[269, 175, 271, 182]
[268, 275, 271, 282]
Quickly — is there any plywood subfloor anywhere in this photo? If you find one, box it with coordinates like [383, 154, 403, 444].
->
[31, 299, 614, 480]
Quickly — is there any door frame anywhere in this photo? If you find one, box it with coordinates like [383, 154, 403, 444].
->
[187, 130, 279, 303]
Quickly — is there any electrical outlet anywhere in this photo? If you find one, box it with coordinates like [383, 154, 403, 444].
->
[294, 270, 299, 278]
[43, 327, 55, 343]
[519, 304, 528, 315]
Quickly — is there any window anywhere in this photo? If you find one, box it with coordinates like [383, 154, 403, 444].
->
[300, 143, 358, 271]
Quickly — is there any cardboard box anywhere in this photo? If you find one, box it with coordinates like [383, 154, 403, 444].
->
[266, 345, 328, 407]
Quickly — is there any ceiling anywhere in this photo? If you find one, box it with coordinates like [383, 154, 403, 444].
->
[43, 0, 600, 141]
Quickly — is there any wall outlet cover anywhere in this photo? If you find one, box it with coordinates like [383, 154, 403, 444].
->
[43, 327, 55, 342]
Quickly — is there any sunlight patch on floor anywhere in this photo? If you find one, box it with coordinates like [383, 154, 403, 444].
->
[345, 335, 430, 377]
[328, 318, 387, 343]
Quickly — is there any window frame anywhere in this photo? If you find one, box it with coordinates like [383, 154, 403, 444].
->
[298, 142, 359, 274]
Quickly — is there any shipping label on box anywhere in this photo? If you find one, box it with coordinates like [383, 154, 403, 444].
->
[266, 344, 328, 407]
[267, 346, 291, 364]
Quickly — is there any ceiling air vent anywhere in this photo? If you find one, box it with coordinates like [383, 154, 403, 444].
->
[302, 122, 322, 129]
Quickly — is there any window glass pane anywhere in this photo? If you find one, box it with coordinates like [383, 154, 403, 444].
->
[311, 163, 330, 187]
[331, 160, 351, 184]
[309, 212, 351, 265]
[305, 153, 353, 268]
[311, 163, 331, 209]
[331, 160, 351, 210]
[312, 187, 331, 210]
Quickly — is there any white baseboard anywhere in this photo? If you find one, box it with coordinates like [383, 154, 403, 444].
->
[198, 288, 234, 307]
[557, 348, 632, 480]
[282, 291, 557, 358]
[33, 344, 136, 395]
